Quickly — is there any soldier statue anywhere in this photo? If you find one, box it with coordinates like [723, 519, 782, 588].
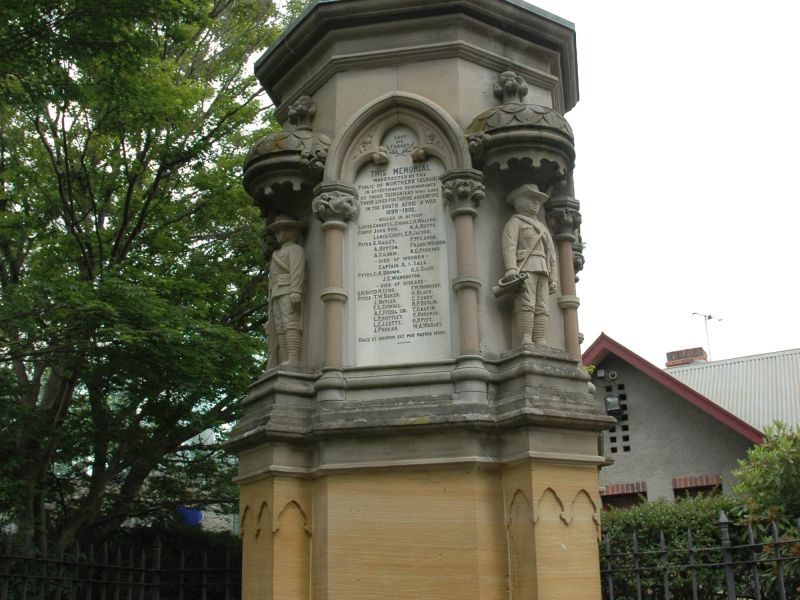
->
[500, 184, 558, 348]
[266, 215, 306, 367]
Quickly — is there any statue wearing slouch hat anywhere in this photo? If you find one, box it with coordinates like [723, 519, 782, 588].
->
[499, 184, 558, 348]
[265, 214, 306, 367]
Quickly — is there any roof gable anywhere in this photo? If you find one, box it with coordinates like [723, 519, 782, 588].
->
[583, 333, 763, 444]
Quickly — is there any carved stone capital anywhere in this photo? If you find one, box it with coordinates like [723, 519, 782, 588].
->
[440, 169, 485, 217]
[546, 193, 586, 278]
[547, 205, 581, 242]
[312, 184, 359, 223]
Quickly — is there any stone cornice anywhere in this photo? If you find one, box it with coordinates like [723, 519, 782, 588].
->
[273, 37, 563, 121]
[257, 0, 577, 111]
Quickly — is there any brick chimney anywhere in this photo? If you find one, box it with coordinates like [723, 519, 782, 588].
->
[665, 347, 708, 367]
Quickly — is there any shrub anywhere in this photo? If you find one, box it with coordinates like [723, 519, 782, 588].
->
[601, 495, 738, 598]
[734, 421, 800, 524]
[733, 421, 800, 597]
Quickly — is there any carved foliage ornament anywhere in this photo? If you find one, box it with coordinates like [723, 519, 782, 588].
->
[547, 205, 581, 238]
[441, 175, 486, 210]
[354, 122, 441, 167]
[494, 70, 529, 104]
[312, 189, 359, 223]
[546, 190, 586, 276]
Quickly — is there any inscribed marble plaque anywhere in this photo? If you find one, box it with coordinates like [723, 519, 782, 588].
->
[353, 125, 451, 366]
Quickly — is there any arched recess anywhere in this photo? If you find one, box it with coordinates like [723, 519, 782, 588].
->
[325, 91, 473, 368]
[273, 501, 311, 600]
[239, 505, 251, 540]
[256, 501, 272, 538]
[507, 490, 537, 600]
[275, 500, 311, 535]
[324, 91, 472, 183]
[535, 487, 568, 525]
[569, 489, 601, 537]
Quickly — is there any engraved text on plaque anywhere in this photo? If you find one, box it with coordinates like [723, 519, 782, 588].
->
[353, 126, 451, 366]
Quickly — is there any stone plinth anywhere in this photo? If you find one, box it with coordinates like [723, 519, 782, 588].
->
[230, 0, 611, 598]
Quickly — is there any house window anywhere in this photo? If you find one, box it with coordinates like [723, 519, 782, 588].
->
[601, 481, 647, 510]
[672, 474, 722, 499]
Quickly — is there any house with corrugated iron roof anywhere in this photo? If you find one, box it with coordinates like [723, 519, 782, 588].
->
[582, 334, 800, 509]
[665, 348, 800, 431]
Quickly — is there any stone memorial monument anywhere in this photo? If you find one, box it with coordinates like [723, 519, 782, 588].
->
[228, 0, 612, 598]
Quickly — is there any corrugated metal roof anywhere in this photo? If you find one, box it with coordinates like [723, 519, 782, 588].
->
[665, 349, 800, 432]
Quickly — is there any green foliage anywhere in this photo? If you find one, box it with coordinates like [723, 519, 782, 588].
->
[601, 426, 800, 598]
[111, 522, 241, 556]
[603, 495, 737, 547]
[734, 421, 800, 523]
[0, 0, 281, 546]
[601, 495, 738, 598]
[733, 421, 800, 596]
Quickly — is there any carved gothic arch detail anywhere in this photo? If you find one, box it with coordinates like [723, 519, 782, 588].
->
[324, 91, 472, 182]
[507, 488, 535, 528]
[274, 500, 311, 535]
[535, 487, 568, 525]
[566, 489, 601, 535]
[239, 505, 251, 539]
[255, 501, 272, 538]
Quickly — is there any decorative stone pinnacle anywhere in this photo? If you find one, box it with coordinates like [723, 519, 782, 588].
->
[312, 189, 359, 223]
[287, 95, 317, 130]
[494, 71, 529, 104]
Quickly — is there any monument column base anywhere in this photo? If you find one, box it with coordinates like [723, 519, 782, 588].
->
[237, 0, 605, 597]
[238, 426, 604, 600]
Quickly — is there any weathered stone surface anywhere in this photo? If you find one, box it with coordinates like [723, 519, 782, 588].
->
[232, 0, 608, 598]
[353, 125, 451, 366]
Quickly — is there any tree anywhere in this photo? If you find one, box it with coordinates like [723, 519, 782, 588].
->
[0, 0, 285, 547]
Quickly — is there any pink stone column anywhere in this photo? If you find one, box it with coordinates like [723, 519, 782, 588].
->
[321, 221, 347, 366]
[556, 237, 581, 359]
[312, 185, 359, 368]
[548, 198, 582, 360]
[441, 170, 485, 356]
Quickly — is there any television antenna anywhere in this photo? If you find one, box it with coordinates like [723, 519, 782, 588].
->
[691, 312, 722, 360]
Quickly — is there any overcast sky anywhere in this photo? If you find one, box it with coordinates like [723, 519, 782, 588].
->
[528, 0, 800, 366]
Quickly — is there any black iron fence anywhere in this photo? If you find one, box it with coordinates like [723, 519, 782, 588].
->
[0, 537, 240, 600]
[601, 512, 800, 600]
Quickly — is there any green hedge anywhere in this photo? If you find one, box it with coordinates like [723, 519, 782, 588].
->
[601, 495, 739, 598]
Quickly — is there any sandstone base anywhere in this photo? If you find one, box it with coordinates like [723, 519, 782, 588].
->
[239, 461, 602, 600]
